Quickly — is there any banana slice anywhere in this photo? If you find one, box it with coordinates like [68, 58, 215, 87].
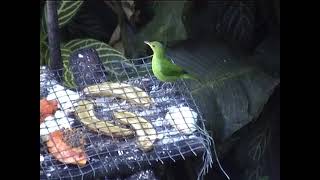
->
[113, 111, 157, 151]
[74, 100, 134, 137]
[82, 82, 152, 107]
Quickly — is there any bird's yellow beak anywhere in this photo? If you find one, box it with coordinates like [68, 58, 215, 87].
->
[144, 41, 151, 46]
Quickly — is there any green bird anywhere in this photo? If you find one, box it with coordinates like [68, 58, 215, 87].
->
[144, 41, 201, 83]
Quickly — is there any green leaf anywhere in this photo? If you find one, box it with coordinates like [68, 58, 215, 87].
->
[167, 40, 279, 141]
[61, 39, 136, 88]
[132, 1, 189, 55]
[217, 1, 254, 44]
[40, 1, 84, 66]
[58, 1, 83, 27]
[64, 39, 131, 65]
[40, 4, 47, 33]
[64, 2, 117, 43]
[61, 47, 77, 88]
[42, 0, 83, 31]
[252, 33, 280, 78]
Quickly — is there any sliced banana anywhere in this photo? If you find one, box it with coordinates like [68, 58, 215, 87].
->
[82, 82, 152, 107]
[113, 111, 157, 151]
[75, 100, 134, 137]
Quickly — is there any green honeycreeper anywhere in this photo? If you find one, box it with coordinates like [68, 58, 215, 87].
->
[144, 41, 201, 83]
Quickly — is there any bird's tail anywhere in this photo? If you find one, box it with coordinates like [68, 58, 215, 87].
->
[181, 74, 203, 84]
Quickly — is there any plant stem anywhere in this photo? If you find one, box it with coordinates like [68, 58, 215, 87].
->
[46, 1, 62, 73]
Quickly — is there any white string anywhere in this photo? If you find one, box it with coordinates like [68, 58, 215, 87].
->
[212, 138, 230, 180]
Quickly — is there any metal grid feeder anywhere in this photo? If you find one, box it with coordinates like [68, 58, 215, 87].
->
[40, 52, 213, 180]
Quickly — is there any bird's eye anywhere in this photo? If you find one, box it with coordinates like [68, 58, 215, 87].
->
[152, 45, 155, 47]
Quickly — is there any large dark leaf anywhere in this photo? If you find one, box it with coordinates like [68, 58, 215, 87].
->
[62, 0, 118, 42]
[140, 1, 188, 43]
[166, 40, 279, 141]
[216, 1, 255, 50]
[40, 0, 84, 65]
[183, 1, 255, 50]
[218, 86, 280, 180]
[42, 0, 84, 31]
[130, 1, 189, 56]
[250, 32, 280, 78]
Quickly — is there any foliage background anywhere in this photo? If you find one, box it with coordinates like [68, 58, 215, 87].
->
[40, 1, 280, 180]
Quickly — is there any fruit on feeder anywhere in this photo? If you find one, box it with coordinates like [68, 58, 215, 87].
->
[74, 100, 135, 137]
[47, 130, 87, 166]
[40, 99, 58, 123]
[82, 82, 153, 107]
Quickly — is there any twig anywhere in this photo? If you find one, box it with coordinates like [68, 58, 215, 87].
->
[46, 1, 63, 73]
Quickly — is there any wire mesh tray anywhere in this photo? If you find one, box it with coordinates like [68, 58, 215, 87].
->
[40, 55, 212, 180]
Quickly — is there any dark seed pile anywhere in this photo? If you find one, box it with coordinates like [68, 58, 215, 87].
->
[62, 128, 86, 148]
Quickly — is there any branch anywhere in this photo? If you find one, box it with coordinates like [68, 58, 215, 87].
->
[46, 1, 62, 73]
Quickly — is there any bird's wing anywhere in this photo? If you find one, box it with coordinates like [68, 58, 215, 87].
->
[160, 58, 186, 77]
